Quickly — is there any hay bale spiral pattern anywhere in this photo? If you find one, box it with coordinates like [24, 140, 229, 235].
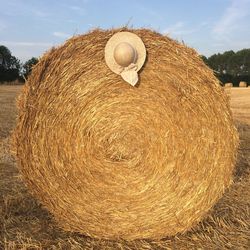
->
[13, 28, 239, 240]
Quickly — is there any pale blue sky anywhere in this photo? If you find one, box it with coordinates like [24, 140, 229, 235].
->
[0, 0, 250, 62]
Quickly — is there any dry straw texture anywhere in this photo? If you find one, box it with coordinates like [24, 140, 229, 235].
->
[239, 81, 248, 87]
[13, 28, 239, 240]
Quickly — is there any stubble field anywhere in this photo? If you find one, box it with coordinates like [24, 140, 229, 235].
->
[0, 85, 249, 249]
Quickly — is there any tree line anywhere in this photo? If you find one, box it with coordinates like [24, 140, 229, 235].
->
[0, 45, 38, 83]
[201, 49, 250, 86]
[0, 45, 249, 86]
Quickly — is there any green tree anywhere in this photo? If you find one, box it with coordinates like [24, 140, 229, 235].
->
[22, 57, 38, 79]
[206, 49, 250, 76]
[200, 55, 209, 66]
[235, 49, 250, 75]
[0, 45, 12, 68]
[0, 45, 21, 82]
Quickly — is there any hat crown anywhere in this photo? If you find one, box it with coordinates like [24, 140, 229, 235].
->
[113, 42, 137, 67]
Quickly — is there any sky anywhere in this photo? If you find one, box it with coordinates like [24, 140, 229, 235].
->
[0, 0, 250, 62]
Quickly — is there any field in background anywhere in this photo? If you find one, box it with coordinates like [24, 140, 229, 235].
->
[0, 85, 249, 249]
[0, 86, 21, 139]
[230, 88, 250, 125]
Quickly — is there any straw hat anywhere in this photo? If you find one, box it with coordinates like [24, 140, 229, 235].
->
[105, 31, 146, 86]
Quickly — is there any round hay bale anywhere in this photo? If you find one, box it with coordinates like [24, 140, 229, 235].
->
[239, 81, 248, 87]
[224, 82, 233, 88]
[13, 28, 239, 240]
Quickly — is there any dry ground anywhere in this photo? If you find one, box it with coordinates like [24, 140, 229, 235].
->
[0, 85, 249, 249]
